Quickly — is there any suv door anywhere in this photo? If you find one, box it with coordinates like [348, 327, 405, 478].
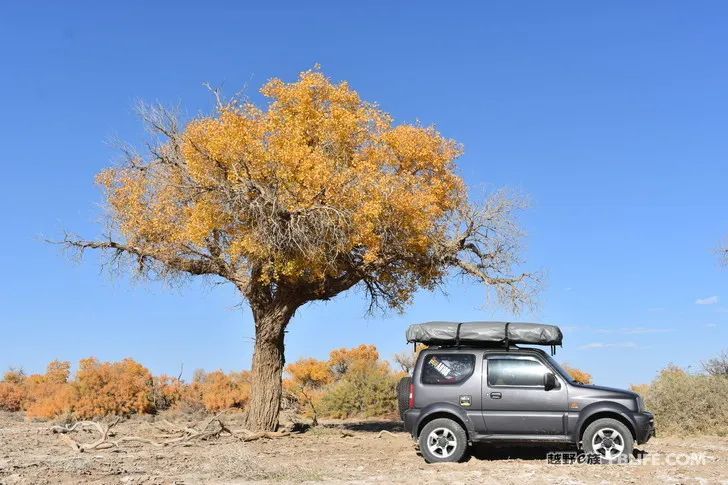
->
[481, 353, 568, 435]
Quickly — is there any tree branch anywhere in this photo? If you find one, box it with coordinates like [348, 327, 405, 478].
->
[441, 191, 540, 313]
[55, 233, 238, 284]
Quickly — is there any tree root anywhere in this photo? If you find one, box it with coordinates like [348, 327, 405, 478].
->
[50, 411, 293, 452]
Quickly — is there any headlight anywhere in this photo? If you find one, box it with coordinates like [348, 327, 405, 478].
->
[636, 395, 645, 412]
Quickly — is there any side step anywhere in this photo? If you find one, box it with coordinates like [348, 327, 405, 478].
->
[470, 434, 574, 444]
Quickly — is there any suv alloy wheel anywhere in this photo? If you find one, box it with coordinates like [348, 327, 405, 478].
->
[582, 418, 634, 463]
[418, 418, 468, 463]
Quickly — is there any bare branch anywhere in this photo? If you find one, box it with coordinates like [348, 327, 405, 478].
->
[442, 191, 540, 313]
[53, 233, 240, 286]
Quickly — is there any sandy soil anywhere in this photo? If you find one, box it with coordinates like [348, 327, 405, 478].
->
[0, 411, 726, 484]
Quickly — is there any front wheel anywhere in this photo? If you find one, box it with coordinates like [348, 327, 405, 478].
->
[418, 418, 468, 463]
[582, 418, 634, 463]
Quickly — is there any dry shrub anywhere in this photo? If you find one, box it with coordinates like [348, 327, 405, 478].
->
[284, 358, 332, 423]
[629, 383, 650, 396]
[319, 361, 398, 418]
[25, 383, 77, 419]
[73, 358, 154, 418]
[0, 382, 25, 411]
[152, 374, 185, 411]
[318, 345, 398, 419]
[640, 364, 728, 436]
[17, 360, 76, 419]
[3, 368, 26, 384]
[329, 345, 379, 377]
[4, 347, 401, 421]
[192, 370, 251, 412]
[561, 364, 593, 384]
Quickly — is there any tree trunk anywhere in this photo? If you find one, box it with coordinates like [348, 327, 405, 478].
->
[244, 302, 296, 431]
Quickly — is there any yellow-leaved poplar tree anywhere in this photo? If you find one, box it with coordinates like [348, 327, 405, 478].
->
[61, 68, 536, 431]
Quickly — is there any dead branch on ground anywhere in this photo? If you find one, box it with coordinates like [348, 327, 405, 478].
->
[50, 412, 293, 452]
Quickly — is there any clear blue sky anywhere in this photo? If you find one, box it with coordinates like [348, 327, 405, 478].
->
[1, 2, 726, 388]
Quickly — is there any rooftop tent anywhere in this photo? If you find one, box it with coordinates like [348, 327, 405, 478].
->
[405, 321, 563, 347]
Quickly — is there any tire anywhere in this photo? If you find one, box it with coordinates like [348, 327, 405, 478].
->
[396, 376, 412, 420]
[582, 418, 634, 464]
[418, 418, 468, 463]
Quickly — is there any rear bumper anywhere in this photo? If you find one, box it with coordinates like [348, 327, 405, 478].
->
[403, 409, 421, 437]
[633, 411, 656, 444]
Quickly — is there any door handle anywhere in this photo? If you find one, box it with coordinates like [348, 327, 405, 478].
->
[489, 392, 502, 399]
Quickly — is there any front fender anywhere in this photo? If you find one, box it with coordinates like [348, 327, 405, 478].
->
[413, 402, 476, 438]
[572, 401, 637, 441]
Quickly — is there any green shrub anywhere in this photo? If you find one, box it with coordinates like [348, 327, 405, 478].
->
[642, 364, 728, 436]
[319, 362, 398, 419]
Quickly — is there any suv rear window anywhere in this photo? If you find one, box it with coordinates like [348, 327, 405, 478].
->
[421, 354, 475, 385]
[487, 357, 549, 387]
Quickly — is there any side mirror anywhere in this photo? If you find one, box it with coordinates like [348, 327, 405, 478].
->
[544, 372, 557, 391]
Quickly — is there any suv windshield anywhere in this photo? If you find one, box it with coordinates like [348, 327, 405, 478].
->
[544, 354, 575, 384]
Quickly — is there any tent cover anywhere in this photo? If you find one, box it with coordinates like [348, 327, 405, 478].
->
[406, 321, 563, 347]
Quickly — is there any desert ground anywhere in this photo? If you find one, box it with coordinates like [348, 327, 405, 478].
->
[0, 411, 726, 484]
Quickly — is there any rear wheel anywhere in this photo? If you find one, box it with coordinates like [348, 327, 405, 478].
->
[396, 376, 412, 420]
[582, 418, 633, 463]
[418, 418, 468, 463]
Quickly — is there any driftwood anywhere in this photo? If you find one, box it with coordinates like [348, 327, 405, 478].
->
[51, 411, 291, 453]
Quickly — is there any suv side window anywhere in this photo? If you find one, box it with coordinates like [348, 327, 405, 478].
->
[421, 354, 475, 385]
[487, 356, 553, 387]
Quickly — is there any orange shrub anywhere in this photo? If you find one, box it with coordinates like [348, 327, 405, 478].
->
[284, 358, 332, 423]
[73, 358, 154, 418]
[562, 364, 593, 384]
[194, 370, 251, 412]
[23, 360, 77, 419]
[152, 374, 186, 411]
[25, 384, 77, 419]
[329, 344, 379, 377]
[0, 382, 25, 411]
[3, 368, 26, 384]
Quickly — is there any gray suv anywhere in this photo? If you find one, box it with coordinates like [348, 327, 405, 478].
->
[399, 345, 655, 463]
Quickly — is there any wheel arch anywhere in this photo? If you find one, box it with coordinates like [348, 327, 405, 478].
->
[415, 404, 472, 440]
[578, 409, 637, 443]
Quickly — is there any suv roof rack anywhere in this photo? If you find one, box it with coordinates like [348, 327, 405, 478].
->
[407, 321, 563, 355]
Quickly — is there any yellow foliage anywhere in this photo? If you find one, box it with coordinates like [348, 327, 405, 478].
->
[23, 360, 76, 419]
[3, 348, 395, 420]
[286, 358, 332, 388]
[284, 358, 332, 422]
[25, 383, 77, 419]
[0, 382, 25, 411]
[3, 369, 26, 385]
[328, 344, 379, 377]
[98, 68, 465, 308]
[192, 370, 251, 412]
[562, 364, 593, 384]
[319, 346, 398, 419]
[152, 374, 186, 411]
[73, 358, 154, 418]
